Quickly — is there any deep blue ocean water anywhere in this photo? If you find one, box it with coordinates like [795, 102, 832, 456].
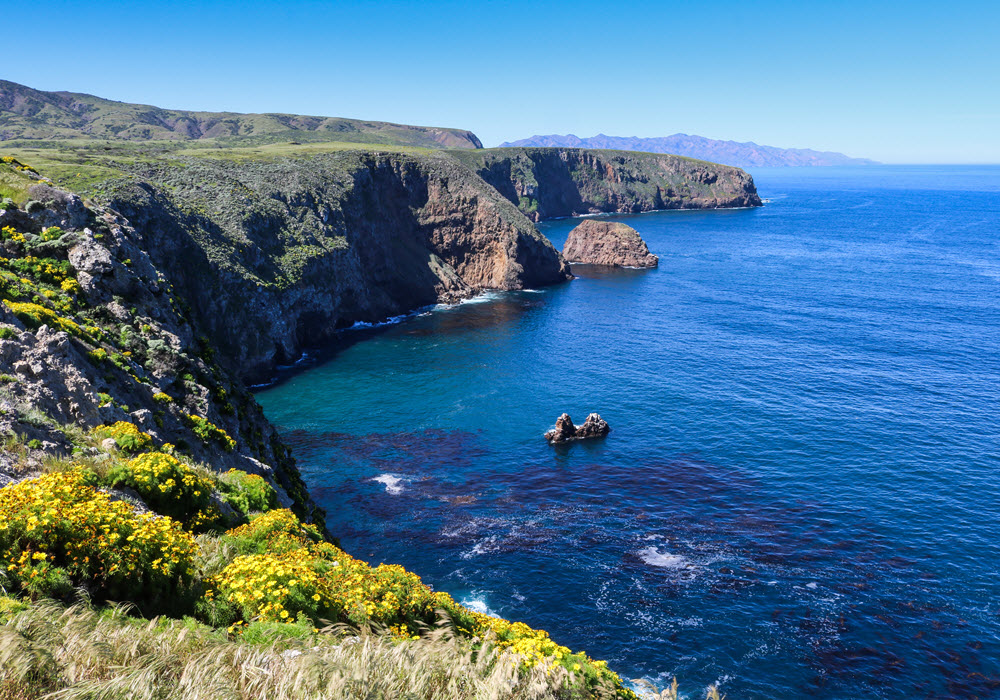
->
[255, 166, 1000, 699]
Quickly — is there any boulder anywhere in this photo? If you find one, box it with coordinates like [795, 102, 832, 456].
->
[544, 412, 611, 443]
[562, 219, 658, 267]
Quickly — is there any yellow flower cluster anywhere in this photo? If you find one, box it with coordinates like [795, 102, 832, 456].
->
[0, 471, 198, 599]
[0, 156, 32, 172]
[2, 300, 83, 338]
[60, 277, 82, 296]
[124, 452, 212, 499]
[152, 391, 173, 403]
[94, 421, 154, 453]
[213, 549, 327, 622]
[186, 414, 237, 452]
[2, 255, 70, 284]
[213, 509, 436, 630]
[1, 226, 25, 243]
[119, 453, 218, 525]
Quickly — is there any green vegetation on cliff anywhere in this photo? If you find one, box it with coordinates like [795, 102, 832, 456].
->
[450, 146, 762, 221]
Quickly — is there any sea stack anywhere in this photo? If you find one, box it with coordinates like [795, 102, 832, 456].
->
[562, 219, 658, 268]
[545, 413, 611, 443]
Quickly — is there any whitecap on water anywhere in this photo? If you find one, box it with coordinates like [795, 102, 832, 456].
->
[460, 596, 498, 617]
[637, 546, 693, 571]
[371, 474, 405, 495]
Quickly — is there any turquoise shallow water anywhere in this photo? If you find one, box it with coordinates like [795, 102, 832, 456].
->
[255, 166, 1000, 699]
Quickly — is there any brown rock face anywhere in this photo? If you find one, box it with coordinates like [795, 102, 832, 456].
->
[544, 413, 611, 443]
[562, 220, 658, 268]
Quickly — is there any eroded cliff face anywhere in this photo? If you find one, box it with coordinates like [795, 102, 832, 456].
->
[0, 172, 315, 519]
[102, 151, 570, 382]
[451, 147, 762, 221]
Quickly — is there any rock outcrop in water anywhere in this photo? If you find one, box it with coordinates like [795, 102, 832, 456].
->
[562, 220, 658, 267]
[545, 413, 611, 443]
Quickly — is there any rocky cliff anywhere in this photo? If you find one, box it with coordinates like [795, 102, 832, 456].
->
[99, 150, 570, 382]
[0, 160, 315, 520]
[450, 147, 762, 221]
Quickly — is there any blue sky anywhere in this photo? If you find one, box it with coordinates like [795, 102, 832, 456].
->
[7, 0, 999, 162]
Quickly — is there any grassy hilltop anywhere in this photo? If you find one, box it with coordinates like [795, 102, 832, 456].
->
[0, 79, 483, 149]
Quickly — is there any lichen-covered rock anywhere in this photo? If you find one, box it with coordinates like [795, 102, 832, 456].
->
[562, 220, 658, 267]
[544, 413, 611, 443]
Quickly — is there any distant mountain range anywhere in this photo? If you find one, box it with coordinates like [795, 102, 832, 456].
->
[0, 79, 482, 149]
[500, 133, 877, 168]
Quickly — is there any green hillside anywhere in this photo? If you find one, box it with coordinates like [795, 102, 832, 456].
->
[0, 80, 483, 149]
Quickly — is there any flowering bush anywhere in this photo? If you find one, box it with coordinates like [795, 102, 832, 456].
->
[214, 513, 438, 631]
[60, 277, 82, 296]
[92, 421, 153, 454]
[2, 300, 83, 338]
[0, 471, 197, 603]
[210, 508, 628, 689]
[186, 414, 236, 451]
[108, 452, 217, 529]
[2, 255, 71, 285]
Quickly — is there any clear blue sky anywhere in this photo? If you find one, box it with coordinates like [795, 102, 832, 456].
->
[7, 0, 999, 163]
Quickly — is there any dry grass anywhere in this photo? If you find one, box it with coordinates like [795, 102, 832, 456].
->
[0, 600, 614, 700]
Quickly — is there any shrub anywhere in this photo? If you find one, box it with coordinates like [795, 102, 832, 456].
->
[211, 509, 629, 689]
[217, 469, 278, 516]
[2, 300, 84, 338]
[40, 227, 64, 242]
[92, 421, 153, 453]
[186, 414, 236, 452]
[1, 226, 25, 243]
[0, 471, 198, 603]
[108, 452, 217, 529]
[60, 277, 82, 296]
[0, 327, 18, 340]
[223, 508, 322, 555]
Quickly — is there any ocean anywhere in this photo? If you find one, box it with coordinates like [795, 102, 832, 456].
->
[254, 165, 1000, 699]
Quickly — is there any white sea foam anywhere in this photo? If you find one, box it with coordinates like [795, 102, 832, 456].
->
[460, 596, 498, 617]
[350, 313, 412, 330]
[637, 546, 692, 570]
[462, 534, 500, 559]
[371, 474, 404, 495]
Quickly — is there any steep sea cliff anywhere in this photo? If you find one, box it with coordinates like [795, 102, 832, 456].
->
[89, 147, 758, 382]
[0, 142, 760, 698]
[451, 147, 761, 221]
